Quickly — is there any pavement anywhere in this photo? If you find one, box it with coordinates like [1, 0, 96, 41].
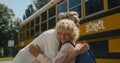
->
[0, 61, 12, 63]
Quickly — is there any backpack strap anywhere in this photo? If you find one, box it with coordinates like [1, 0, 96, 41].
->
[64, 41, 75, 47]
[58, 41, 75, 51]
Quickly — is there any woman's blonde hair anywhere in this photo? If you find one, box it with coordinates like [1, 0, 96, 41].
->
[66, 11, 79, 17]
[56, 19, 79, 42]
[58, 12, 67, 20]
[58, 11, 79, 20]
[66, 11, 80, 22]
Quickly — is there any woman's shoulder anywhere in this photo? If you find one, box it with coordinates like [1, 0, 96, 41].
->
[44, 29, 55, 34]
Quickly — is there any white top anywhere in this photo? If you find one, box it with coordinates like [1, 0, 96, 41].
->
[12, 29, 59, 63]
[36, 43, 75, 63]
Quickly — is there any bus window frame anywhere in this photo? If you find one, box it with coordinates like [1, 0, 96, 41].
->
[84, 0, 104, 18]
[58, 0, 67, 13]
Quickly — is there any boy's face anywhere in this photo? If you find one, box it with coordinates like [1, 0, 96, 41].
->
[57, 28, 72, 44]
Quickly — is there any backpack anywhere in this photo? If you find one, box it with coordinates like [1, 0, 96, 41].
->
[75, 50, 96, 63]
[64, 42, 96, 63]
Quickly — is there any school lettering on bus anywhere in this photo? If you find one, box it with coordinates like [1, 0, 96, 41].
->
[86, 19, 105, 33]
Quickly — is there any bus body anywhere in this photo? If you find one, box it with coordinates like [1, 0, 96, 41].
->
[18, 0, 120, 63]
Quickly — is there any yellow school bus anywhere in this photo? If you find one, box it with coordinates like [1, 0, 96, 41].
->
[18, 0, 120, 63]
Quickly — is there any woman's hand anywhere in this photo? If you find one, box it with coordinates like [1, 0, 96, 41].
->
[29, 45, 41, 57]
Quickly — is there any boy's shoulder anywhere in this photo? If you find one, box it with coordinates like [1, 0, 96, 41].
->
[62, 42, 75, 49]
[64, 42, 75, 47]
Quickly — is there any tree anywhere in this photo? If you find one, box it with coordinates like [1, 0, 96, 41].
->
[23, 0, 50, 20]
[0, 3, 14, 47]
[31, 0, 50, 10]
[11, 18, 22, 56]
[0, 3, 15, 56]
[0, 3, 22, 56]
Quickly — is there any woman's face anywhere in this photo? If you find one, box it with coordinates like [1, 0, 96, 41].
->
[57, 28, 72, 44]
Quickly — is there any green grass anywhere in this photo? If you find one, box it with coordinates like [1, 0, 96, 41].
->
[0, 57, 13, 61]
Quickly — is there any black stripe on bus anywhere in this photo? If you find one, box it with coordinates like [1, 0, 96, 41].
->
[89, 40, 120, 59]
[80, 7, 120, 24]
[96, 52, 120, 59]
[101, 51, 120, 59]
[78, 29, 120, 41]
[105, 52, 120, 59]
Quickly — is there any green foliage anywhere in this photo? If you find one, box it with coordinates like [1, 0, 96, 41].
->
[23, 0, 50, 20]
[0, 3, 15, 48]
[33, 0, 50, 10]
[0, 3, 14, 32]
[0, 3, 22, 57]
[35, 0, 46, 10]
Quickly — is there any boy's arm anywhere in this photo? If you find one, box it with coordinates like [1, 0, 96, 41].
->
[63, 43, 89, 63]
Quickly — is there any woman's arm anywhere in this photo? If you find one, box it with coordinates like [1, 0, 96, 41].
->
[29, 45, 52, 63]
[29, 45, 41, 57]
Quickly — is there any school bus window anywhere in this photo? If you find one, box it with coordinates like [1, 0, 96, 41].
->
[41, 22, 47, 32]
[26, 23, 29, 29]
[69, 0, 81, 9]
[22, 31, 23, 40]
[85, 0, 103, 16]
[35, 16, 40, 34]
[89, 40, 109, 58]
[48, 6, 56, 18]
[22, 33, 23, 40]
[31, 20, 34, 28]
[23, 32, 25, 39]
[30, 28, 34, 36]
[48, 17, 55, 29]
[26, 30, 29, 38]
[35, 24, 39, 33]
[24, 31, 26, 39]
[30, 20, 34, 36]
[69, 0, 81, 18]
[35, 25, 39, 33]
[41, 12, 47, 22]
[108, 0, 120, 9]
[69, 0, 81, 8]
[58, 1, 67, 13]
[23, 26, 25, 32]
[26, 23, 29, 38]
[23, 26, 26, 39]
[20, 34, 22, 40]
[36, 16, 40, 24]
